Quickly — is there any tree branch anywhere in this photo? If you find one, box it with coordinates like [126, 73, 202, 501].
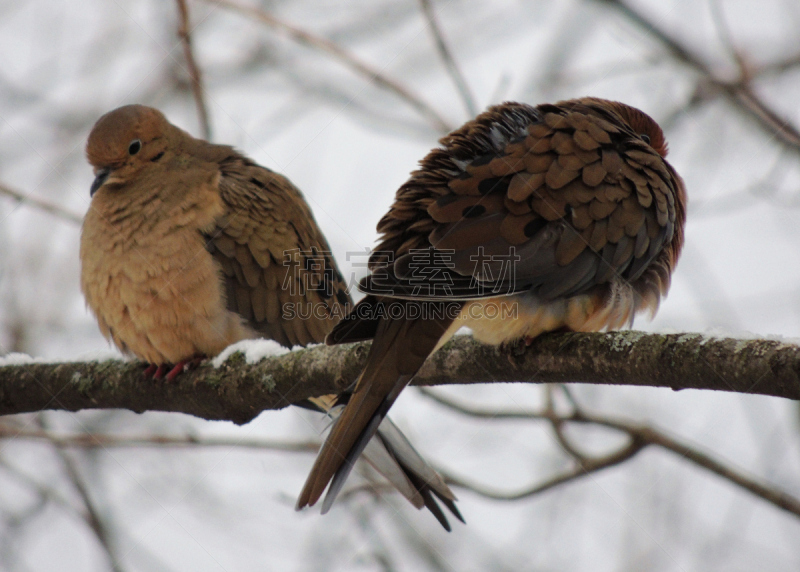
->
[205, 0, 453, 133]
[592, 0, 800, 154]
[175, 0, 211, 140]
[0, 422, 318, 452]
[420, 388, 800, 518]
[0, 181, 83, 224]
[1, 332, 799, 424]
[56, 446, 125, 572]
[418, 0, 477, 117]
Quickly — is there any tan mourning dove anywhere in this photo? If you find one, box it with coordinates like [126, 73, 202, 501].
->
[80, 104, 461, 529]
[297, 98, 687, 514]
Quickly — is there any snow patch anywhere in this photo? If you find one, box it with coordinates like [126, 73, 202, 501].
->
[212, 339, 307, 367]
[0, 353, 48, 366]
[697, 328, 800, 347]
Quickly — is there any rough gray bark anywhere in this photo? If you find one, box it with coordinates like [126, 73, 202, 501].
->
[1, 331, 798, 424]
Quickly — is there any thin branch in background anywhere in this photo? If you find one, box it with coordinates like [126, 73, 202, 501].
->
[756, 52, 800, 78]
[420, 387, 644, 501]
[55, 447, 125, 572]
[417, 0, 477, 117]
[0, 455, 79, 571]
[591, 0, 800, 153]
[351, 498, 402, 572]
[2, 450, 178, 572]
[488, 72, 512, 104]
[0, 182, 82, 224]
[205, 0, 453, 134]
[0, 423, 319, 452]
[708, 0, 749, 79]
[420, 389, 800, 518]
[632, 424, 800, 518]
[546, 58, 663, 90]
[0, 456, 80, 517]
[543, 385, 590, 464]
[443, 434, 645, 501]
[688, 151, 800, 214]
[175, 0, 211, 140]
[383, 499, 459, 572]
[529, 8, 596, 99]
[31, 412, 126, 572]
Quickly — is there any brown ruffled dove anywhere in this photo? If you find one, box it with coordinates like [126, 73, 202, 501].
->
[80, 104, 462, 529]
[297, 98, 687, 519]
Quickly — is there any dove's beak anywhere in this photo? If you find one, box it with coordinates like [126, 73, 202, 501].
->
[90, 168, 110, 197]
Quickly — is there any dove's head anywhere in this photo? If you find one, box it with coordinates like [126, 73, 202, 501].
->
[86, 105, 174, 196]
[567, 97, 669, 158]
[604, 101, 668, 158]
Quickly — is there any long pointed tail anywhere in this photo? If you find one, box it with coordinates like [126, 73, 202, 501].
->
[374, 416, 464, 530]
[296, 300, 459, 525]
[303, 395, 463, 525]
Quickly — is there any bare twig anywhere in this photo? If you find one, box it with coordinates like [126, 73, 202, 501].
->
[708, 0, 748, 79]
[33, 413, 126, 571]
[418, 0, 477, 117]
[592, 0, 800, 152]
[543, 385, 590, 463]
[56, 447, 125, 572]
[441, 437, 645, 501]
[632, 424, 800, 518]
[756, 52, 800, 78]
[175, 0, 211, 140]
[688, 152, 800, 215]
[205, 0, 453, 133]
[0, 182, 82, 224]
[0, 423, 319, 452]
[418, 387, 551, 422]
[546, 58, 664, 90]
[420, 385, 648, 500]
[33, 412, 125, 572]
[420, 390, 800, 518]
[31, 415, 122, 570]
[0, 456, 80, 515]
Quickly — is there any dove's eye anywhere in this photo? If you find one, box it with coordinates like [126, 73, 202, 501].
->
[639, 133, 651, 145]
[128, 139, 142, 155]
